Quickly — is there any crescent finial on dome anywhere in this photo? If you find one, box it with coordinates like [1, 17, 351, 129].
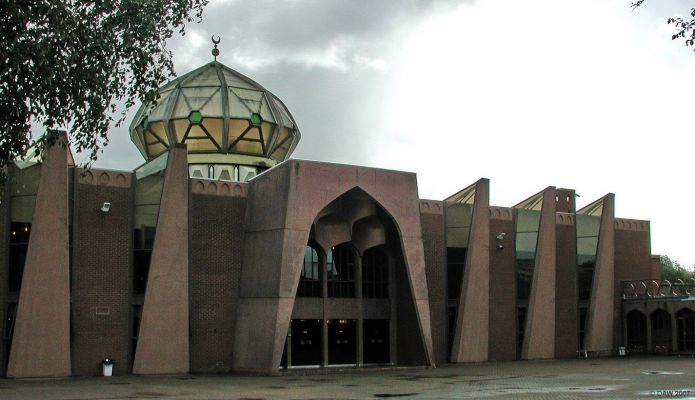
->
[211, 35, 221, 60]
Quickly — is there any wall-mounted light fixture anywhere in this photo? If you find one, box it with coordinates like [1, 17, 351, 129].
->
[100, 202, 111, 213]
[496, 232, 506, 250]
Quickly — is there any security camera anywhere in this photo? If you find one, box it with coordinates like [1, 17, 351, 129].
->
[496, 233, 506, 240]
[100, 202, 111, 213]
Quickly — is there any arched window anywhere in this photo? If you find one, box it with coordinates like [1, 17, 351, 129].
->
[297, 245, 320, 297]
[651, 309, 672, 352]
[677, 308, 695, 351]
[626, 310, 647, 352]
[327, 244, 355, 298]
[362, 247, 388, 298]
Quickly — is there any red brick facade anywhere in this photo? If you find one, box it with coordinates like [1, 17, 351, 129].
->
[0, 160, 657, 376]
[71, 179, 133, 375]
[487, 216, 516, 361]
[189, 194, 246, 373]
[555, 222, 578, 358]
[419, 204, 447, 365]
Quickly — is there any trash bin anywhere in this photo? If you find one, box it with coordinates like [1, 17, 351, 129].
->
[102, 358, 114, 376]
[618, 347, 626, 356]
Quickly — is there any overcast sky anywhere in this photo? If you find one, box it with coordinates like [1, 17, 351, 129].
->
[93, 0, 695, 267]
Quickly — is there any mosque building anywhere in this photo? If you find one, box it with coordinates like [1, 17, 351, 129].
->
[0, 47, 687, 378]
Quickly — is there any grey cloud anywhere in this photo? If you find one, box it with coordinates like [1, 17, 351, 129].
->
[204, 0, 467, 49]
[171, 0, 472, 71]
[95, 0, 473, 169]
[163, 0, 472, 164]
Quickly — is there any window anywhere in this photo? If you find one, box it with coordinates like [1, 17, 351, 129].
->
[9, 222, 31, 293]
[677, 309, 695, 351]
[517, 306, 527, 358]
[297, 246, 321, 297]
[447, 247, 466, 301]
[626, 310, 646, 352]
[651, 309, 672, 351]
[578, 306, 588, 349]
[131, 304, 143, 365]
[362, 247, 388, 298]
[327, 244, 355, 298]
[576, 215, 601, 302]
[3, 302, 17, 340]
[515, 209, 541, 302]
[133, 227, 155, 295]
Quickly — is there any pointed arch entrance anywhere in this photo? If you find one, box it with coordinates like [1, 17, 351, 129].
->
[282, 187, 427, 368]
[232, 161, 434, 373]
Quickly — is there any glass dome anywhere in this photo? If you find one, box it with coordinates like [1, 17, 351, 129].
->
[129, 61, 301, 167]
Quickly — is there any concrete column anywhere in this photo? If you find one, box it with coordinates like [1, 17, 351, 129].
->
[584, 194, 615, 353]
[521, 187, 557, 360]
[7, 135, 71, 378]
[451, 179, 490, 363]
[132, 146, 190, 374]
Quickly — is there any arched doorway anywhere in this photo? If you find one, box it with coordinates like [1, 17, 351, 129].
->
[283, 187, 429, 368]
[677, 308, 695, 352]
[626, 310, 646, 353]
[650, 309, 672, 352]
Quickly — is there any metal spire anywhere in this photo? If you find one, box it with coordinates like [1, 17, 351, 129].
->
[211, 35, 220, 61]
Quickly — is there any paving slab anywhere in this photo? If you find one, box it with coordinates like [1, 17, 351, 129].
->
[1, 356, 695, 399]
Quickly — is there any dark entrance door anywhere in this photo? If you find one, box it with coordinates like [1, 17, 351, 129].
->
[363, 319, 390, 364]
[291, 319, 322, 366]
[328, 319, 356, 365]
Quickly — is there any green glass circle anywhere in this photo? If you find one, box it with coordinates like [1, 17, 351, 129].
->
[250, 113, 262, 126]
[188, 110, 203, 124]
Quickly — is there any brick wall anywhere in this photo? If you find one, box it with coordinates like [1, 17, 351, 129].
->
[488, 217, 516, 361]
[614, 224, 652, 347]
[71, 179, 133, 376]
[615, 227, 651, 282]
[555, 222, 578, 358]
[650, 256, 661, 280]
[419, 210, 447, 365]
[189, 194, 246, 373]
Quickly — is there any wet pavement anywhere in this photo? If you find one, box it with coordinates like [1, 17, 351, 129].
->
[1, 356, 695, 399]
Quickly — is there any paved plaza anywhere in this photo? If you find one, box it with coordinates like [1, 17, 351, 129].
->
[1, 356, 695, 399]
